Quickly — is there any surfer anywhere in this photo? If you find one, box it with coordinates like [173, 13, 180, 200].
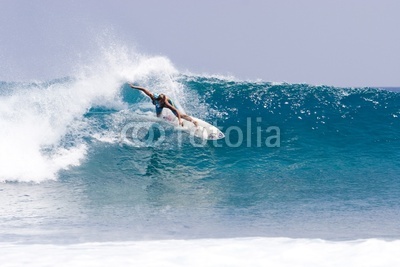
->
[129, 84, 198, 127]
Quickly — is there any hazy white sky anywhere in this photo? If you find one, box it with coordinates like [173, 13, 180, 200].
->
[0, 0, 399, 86]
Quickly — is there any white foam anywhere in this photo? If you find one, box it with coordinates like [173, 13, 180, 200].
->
[0, 237, 399, 267]
[0, 88, 87, 182]
[0, 39, 184, 182]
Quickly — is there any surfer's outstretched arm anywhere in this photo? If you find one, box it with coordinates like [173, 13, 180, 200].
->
[129, 84, 155, 101]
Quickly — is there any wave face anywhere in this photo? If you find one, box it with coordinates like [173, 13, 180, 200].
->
[1, 47, 400, 242]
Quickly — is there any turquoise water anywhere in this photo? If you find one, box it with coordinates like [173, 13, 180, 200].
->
[1, 73, 399, 244]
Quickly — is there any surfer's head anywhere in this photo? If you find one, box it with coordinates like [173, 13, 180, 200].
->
[153, 93, 165, 100]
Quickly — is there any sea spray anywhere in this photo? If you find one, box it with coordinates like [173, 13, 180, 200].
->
[0, 44, 184, 182]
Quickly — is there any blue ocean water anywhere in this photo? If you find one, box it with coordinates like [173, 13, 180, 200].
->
[0, 53, 400, 249]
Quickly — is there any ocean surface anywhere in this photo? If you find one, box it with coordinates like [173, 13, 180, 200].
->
[1, 50, 400, 266]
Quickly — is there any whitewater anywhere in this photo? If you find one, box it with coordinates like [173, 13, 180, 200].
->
[1, 44, 400, 266]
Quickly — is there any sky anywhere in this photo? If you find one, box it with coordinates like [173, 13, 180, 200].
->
[0, 0, 399, 87]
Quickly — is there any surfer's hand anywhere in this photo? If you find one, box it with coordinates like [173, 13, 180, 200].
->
[179, 120, 184, 126]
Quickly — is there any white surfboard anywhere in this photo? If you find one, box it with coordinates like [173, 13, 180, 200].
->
[162, 110, 225, 140]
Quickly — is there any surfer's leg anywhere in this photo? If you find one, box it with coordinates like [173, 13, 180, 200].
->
[180, 114, 198, 126]
[170, 109, 197, 126]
